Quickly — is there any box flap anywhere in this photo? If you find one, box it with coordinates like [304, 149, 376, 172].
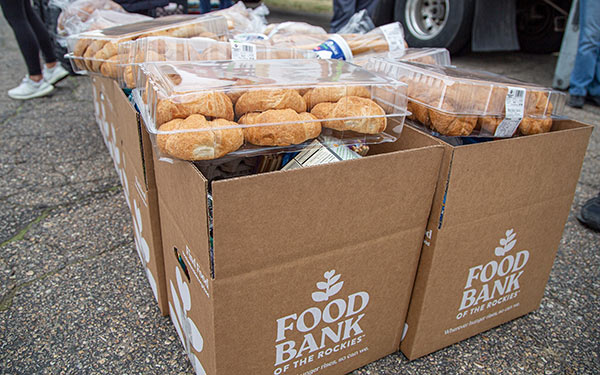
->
[154, 155, 212, 278]
[211, 144, 444, 278]
[441, 119, 593, 229]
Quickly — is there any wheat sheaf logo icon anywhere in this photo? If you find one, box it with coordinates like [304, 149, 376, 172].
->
[311, 270, 344, 302]
[495, 229, 517, 257]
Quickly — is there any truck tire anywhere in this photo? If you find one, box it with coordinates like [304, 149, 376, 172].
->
[516, 0, 569, 53]
[394, 0, 474, 53]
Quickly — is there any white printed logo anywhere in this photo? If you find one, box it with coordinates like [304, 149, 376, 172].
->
[274, 271, 370, 374]
[457, 229, 529, 319]
[312, 270, 344, 302]
[495, 229, 516, 257]
[170, 267, 206, 375]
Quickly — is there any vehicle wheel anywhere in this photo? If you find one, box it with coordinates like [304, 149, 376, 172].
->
[394, 0, 474, 53]
[516, 0, 569, 53]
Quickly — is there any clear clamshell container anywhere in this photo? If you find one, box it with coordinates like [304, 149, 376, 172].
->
[133, 59, 408, 161]
[354, 47, 451, 67]
[65, 14, 229, 78]
[117, 36, 318, 89]
[365, 59, 566, 137]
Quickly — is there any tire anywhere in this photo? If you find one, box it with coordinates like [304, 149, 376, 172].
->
[394, 0, 474, 54]
[516, 0, 569, 53]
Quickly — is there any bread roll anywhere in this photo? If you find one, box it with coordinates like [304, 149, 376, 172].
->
[303, 86, 370, 109]
[311, 96, 387, 134]
[235, 89, 306, 117]
[157, 114, 243, 160]
[240, 109, 321, 146]
[100, 55, 121, 79]
[83, 40, 108, 71]
[157, 91, 234, 125]
[93, 42, 118, 72]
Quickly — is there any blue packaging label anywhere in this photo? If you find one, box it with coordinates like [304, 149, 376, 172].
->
[313, 38, 351, 60]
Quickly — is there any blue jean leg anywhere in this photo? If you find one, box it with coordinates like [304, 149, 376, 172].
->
[569, 0, 600, 96]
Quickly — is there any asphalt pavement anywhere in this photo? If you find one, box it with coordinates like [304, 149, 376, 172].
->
[0, 10, 599, 375]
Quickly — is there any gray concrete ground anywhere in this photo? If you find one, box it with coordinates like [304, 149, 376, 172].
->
[1, 11, 599, 375]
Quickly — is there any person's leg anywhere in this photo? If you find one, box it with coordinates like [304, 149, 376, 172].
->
[356, 0, 379, 17]
[22, 0, 57, 66]
[569, 0, 600, 98]
[330, 0, 356, 33]
[199, 0, 211, 13]
[0, 0, 43, 78]
[219, 0, 232, 10]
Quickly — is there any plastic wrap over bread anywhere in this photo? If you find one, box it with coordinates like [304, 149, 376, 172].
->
[133, 59, 408, 161]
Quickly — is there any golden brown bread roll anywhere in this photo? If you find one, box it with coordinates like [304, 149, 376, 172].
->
[303, 86, 371, 109]
[100, 55, 121, 79]
[83, 40, 108, 71]
[235, 89, 307, 117]
[92, 42, 118, 72]
[311, 96, 387, 134]
[239, 109, 321, 146]
[157, 114, 243, 160]
[157, 91, 234, 125]
[429, 108, 478, 136]
[74, 38, 91, 57]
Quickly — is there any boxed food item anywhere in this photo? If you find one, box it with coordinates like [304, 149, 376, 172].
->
[400, 120, 593, 359]
[91, 76, 168, 315]
[264, 22, 407, 61]
[153, 122, 445, 374]
[66, 14, 229, 78]
[118, 37, 318, 88]
[366, 60, 567, 137]
[134, 59, 408, 162]
[353, 47, 451, 67]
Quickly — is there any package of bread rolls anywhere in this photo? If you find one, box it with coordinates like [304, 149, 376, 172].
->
[366, 59, 566, 138]
[353, 47, 451, 67]
[133, 59, 407, 162]
[66, 14, 229, 78]
[117, 36, 318, 89]
[262, 22, 407, 61]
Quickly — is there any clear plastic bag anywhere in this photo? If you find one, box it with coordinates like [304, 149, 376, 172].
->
[336, 9, 375, 34]
[211, 1, 268, 34]
[354, 47, 451, 67]
[264, 22, 326, 39]
[134, 59, 407, 161]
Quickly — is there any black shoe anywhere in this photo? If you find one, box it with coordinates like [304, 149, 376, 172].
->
[568, 95, 585, 108]
[577, 196, 600, 232]
[586, 95, 600, 107]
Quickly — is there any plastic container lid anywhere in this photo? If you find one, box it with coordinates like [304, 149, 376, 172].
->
[366, 59, 567, 137]
[66, 14, 229, 77]
[134, 59, 408, 161]
[354, 47, 451, 67]
[117, 36, 318, 88]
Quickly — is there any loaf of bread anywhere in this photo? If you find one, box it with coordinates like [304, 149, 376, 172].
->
[157, 114, 243, 160]
[239, 109, 321, 146]
[235, 89, 307, 117]
[311, 96, 387, 134]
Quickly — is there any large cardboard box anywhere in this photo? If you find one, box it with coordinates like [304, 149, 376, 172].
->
[400, 120, 593, 359]
[91, 76, 168, 315]
[154, 126, 444, 375]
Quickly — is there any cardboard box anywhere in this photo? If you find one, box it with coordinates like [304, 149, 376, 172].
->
[91, 76, 168, 315]
[400, 120, 593, 359]
[154, 126, 444, 375]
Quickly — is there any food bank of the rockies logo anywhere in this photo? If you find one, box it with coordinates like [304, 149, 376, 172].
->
[457, 229, 529, 319]
[274, 270, 370, 374]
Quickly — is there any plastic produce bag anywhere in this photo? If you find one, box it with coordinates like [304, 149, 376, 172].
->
[336, 9, 375, 34]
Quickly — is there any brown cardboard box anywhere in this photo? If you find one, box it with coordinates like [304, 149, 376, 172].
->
[400, 120, 593, 359]
[154, 126, 444, 375]
[91, 76, 168, 315]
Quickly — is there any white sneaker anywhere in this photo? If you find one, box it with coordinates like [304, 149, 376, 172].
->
[7, 76, 54, 100]
[43, 64, 69, 85]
